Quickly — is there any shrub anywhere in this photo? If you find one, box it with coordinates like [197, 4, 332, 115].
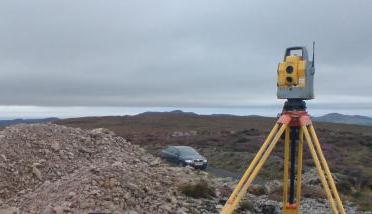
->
[238, 200, 254, 211]
[178, 180, 216, 199]
[249, 184, 266, 196]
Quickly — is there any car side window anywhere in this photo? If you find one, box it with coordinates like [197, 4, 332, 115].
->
[174, 149, 180, 156]
[169, 147, 181, 156]
[170, 148, 177, 155]
[165, 147, 175, 154]
[165, 147, 173, 153]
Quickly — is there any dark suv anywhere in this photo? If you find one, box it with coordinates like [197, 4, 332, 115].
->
[160, 146, 208, 170]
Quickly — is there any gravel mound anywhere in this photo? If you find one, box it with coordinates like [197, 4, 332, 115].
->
[0, 124, 218, 213]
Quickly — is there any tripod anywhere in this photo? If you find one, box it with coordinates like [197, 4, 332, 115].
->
[221, 100, 345, 214]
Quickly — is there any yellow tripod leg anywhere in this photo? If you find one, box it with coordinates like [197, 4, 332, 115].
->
[283, 128, 302, 214]
[221, 123, 279, 213]
[295, 128, 304, 208]
[282, 127, 290, 206]
[302, 126, 339, 214]
[308, 125, 345, 214]
[221, 124, 287, 214]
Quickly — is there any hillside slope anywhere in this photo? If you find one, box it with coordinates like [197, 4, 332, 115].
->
[57, 112, 372, 211]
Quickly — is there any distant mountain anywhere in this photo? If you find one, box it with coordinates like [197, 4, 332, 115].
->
[137, 110, 198, 116]
[137, 111, 372, 126]
[313, 113, 372, 126]
[0, 117, 59, 127]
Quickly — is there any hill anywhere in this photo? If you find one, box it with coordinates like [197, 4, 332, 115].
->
[314, 113, 372, 126]
[56, 111, 372, 211]
[0, 117, 58, 127]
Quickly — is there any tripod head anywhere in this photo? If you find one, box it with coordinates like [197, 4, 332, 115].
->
[277, 43, 315, 101]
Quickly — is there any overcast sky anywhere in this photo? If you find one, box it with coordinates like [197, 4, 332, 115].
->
[1, 0, 372, 110]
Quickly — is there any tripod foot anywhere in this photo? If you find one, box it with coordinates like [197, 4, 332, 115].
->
[283, 203, 299, 214]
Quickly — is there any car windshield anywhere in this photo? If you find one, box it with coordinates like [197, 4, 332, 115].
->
[178, 147, 198, 156]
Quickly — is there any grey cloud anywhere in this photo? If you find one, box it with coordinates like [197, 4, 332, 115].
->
[0, 0, 371, 107]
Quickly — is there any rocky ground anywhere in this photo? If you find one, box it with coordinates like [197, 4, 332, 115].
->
[0, 124, 369, 213]
[56, 112, 372, 212]
[0, 124, 220, 213]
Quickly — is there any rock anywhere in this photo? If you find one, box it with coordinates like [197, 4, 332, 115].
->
[149, 159, 161, 167]
[0, 207, 19, 214]
[260, 204, 279, 214]
[51, 141, 60, 151]
[215, 204, 223, 209]
[101, 201, 115, 210]
[176, 207, 188, 214]
[79, 147, 92, 154]
[32, 166, 42, 180]
[126, 182, 139, 191]
[52, 206, 64, 214]
[90, 128, 114, 136]
[79, 199, 95, 209]
[123, 210, 138, 214]
[169, 196, 177, 204]
[67, 191, 75, 199]
[111, 161, 122, 167]
[160, 204, 172, 212]
[302, 168, 321, 186]
[32, 162, 42, 167]
[41, 206, 54, 214]
[264, 180, 281, 194]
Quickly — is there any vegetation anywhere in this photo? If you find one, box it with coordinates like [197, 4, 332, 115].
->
[56, 111, 372, 210]
[237, 200, 254, 212]
[178, 180, 216, 199]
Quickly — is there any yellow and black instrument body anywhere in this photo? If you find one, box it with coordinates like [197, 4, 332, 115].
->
[277, 46, 315, 100]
